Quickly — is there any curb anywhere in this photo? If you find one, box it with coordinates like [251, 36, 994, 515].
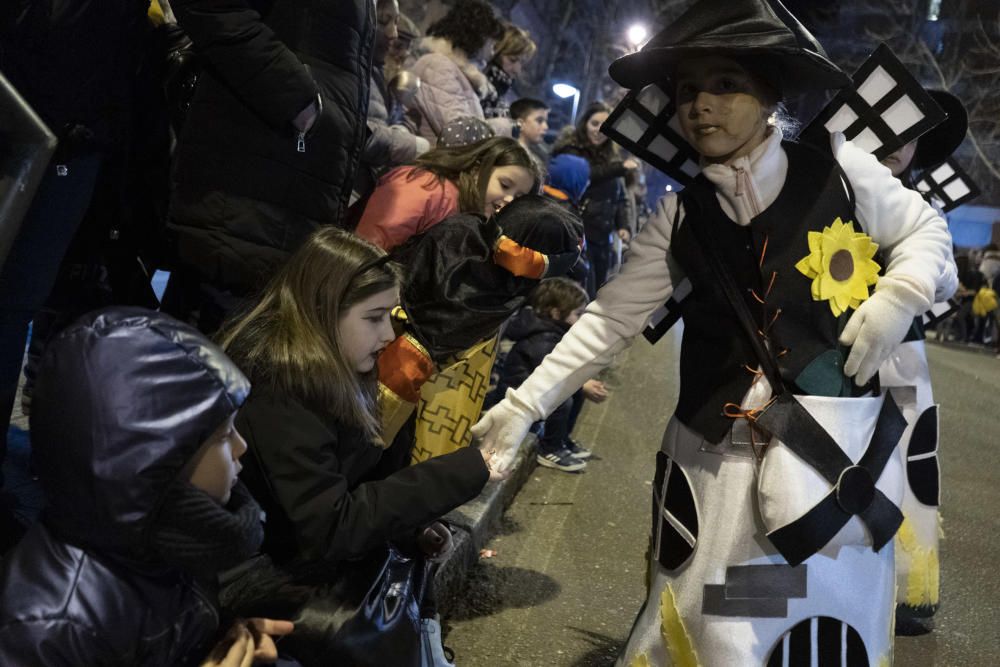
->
[433, 434, 538, 613]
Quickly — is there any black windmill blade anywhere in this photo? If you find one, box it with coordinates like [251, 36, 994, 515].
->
[799, 44, 947, 161]
[914, 157, 981, 213]
[601, 84, 701, 186]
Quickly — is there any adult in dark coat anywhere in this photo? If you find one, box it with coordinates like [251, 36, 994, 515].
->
[166, 0, 375, 331]
[0, 308, 277, 666]
[554, 102, 638, 294]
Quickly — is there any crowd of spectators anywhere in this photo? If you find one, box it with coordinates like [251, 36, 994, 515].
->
[0, 0, 641, 664]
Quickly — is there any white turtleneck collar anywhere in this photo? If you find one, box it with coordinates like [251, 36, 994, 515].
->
[700, 127, 788, 227]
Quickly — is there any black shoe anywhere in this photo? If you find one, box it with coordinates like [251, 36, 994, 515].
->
[537, 448, 587, 472]
[564, 437, 593, 460]
[895, 605, 933, 636]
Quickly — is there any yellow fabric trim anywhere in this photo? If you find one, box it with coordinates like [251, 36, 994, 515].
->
[660, 584, 700, 667]
[379, 383, 416, 449]
[629, 654, 652, 667]
[148, 0, 165, 24]
[411, 336, 499, 463]
[897, 516, 940, 607]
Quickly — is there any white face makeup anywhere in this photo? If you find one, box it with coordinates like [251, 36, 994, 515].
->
[880, 139, 918, 177]
[674, 56, 773, 165]
[482, 165, 535, 218]
[337, 287, 399, 373]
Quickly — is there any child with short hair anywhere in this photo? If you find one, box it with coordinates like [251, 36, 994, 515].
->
[510, 97, 550, 164]
[498, 278, 608, 471]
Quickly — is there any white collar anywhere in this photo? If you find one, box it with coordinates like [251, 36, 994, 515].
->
[699, 127, 788, 226]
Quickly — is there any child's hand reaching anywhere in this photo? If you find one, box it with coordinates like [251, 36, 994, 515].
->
[582, 379, 609, 403]
[202, 618, 294, 667]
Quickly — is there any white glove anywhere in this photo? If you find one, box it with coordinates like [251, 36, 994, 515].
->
[840, 284, 921, 386]
[470, 389, 538, 473]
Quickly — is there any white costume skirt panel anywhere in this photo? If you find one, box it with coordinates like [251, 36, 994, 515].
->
[880, 339, 941, 611]
[617, 416, 895, 667]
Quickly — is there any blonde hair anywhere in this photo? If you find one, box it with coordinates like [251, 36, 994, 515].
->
[494, 24, 537, 61]
[219, 229, 399, 439]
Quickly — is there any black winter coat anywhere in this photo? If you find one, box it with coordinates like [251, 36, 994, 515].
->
[556, 144, 630, 246]
[235, 388, 490, 565]
[498, 308, 569, 394]
[0, 308, 252, 666]
[169, 0, 375, 295]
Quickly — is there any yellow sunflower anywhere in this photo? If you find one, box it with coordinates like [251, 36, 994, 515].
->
[795, 217, 881, 317]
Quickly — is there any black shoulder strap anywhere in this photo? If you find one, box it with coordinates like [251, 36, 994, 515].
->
[679, 192, 786, 394]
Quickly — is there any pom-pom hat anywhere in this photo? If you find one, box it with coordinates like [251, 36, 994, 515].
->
[609, 0, 850, 94]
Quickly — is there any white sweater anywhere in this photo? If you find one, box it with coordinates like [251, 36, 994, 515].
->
[508, 129, 958, 422]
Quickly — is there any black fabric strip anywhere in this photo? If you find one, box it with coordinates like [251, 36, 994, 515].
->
[767, 492, 850, 566]
[755, 394, 852, 484]
[858, 392, 906, 474]
[858, 491, 903, 551]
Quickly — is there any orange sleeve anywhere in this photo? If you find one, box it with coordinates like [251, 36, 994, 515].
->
[377, 334, 435, 404]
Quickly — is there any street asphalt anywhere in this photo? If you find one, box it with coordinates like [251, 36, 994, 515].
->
[444, 327, 1000, 666]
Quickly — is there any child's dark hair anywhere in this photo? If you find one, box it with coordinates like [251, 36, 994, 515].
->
[529, 277, 588, 321]
[426, 0, 504, 58]
[413, 136, 541, 214]
[510, 98, 549, 121]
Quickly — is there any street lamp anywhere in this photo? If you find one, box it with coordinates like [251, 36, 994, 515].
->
[627, 24, 648, 50]
[552, 83, 581, 125]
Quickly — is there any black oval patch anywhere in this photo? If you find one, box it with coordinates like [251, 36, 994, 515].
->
[907, 405, 940, 507]
[651, 451, 699, 570]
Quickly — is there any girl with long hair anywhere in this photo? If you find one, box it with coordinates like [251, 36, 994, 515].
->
[355, 135, 540, 250]
[218, 228, 498, 664]
[554, 101, 639, 293]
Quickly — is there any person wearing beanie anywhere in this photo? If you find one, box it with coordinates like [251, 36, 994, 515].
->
[0, 308, 293, 666]
[474, 0, 956, 664]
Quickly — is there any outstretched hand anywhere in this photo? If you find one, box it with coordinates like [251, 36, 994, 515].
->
[471, 393, 537, 475]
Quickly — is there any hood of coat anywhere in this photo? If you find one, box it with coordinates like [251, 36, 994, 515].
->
[29, 307, 250, 557]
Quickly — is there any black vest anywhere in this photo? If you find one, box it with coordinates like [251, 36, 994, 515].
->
[672, 141, 877, 444]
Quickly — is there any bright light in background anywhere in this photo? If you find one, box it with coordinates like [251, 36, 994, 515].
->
[627, 24, 649, 47]
[552, 83, 580, 98]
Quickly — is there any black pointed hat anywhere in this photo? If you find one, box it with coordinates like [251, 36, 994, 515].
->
[609, 0, 850, 94]
[912, 89, 968, 170]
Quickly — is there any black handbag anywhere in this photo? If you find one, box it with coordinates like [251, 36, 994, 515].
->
[220, 546, 431, 667]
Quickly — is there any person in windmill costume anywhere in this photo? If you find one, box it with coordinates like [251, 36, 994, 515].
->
[878, 89, 968, 633]
[472, 0, 956, 664]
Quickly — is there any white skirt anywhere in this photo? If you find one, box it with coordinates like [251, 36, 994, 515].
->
[617, 416, 895, 667]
